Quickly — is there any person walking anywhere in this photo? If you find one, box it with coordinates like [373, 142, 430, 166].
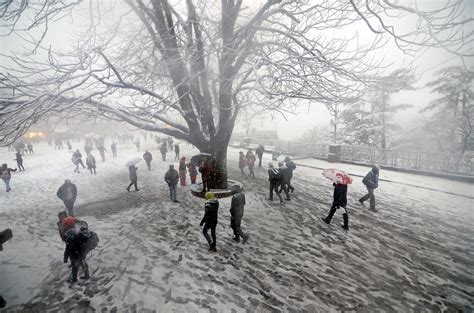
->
[187, 161, 198, 184]
[178, 157, 187, 186]
[238, 151, 247, 178]
[167, 137, 173, 150]
[267, 163, 283, 203]
[67, 140, 72, 151]
[143, 151, 153, 171]
[359, 165, 380, 212]
[164, 164, 180, 202]
[200, 192, 219, 252]
[174, 144, 180, 160]
[199, 158, 212, 193]
[256, 144, 264, 168]
[15, 151, 25, 172]
[126, 165, 139, 192]
[284, 156, 296, 193]
[86, 153, 97, 174]
[110, 142, 117, 157]
[160, 142, 168, 161]
[64, 224, 90, 287]
[97, 145, 107, 162]
[84, 145, 92, 155]
[57, 179, 78, 216]
[72, 150, 85, 171]
[27, 143, 34, 154]
[322, 183, 349, 230]
[1, 164, 17, 192]
[230, 186, 249, 243]
[246, 150, 256, 178]
[135, 140, 141, 152]
[278, 161, 291, 201]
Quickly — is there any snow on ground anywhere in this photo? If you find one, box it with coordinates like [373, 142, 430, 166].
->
[0, 141, 473, 312]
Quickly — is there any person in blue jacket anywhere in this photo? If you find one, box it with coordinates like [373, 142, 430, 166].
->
[359, 165, 380, 212]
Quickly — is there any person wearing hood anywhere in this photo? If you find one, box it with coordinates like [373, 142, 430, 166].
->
[165, 164, 180, 202]
[359, 165, 380, 212]
[178, 157, 187, 186]
[284, 156, 296, 193]
[200, 192, 219, 252]
[127, 165, 139, 192]
[1, 164, 17, 192]
[86, 153, 97, 174]
[278, 161, 291, 201]
[267, 162, 283, 203]
[322, 183, 349, 230]
[57, 179, 78, 216]
[230, 186, 249, 243]
[143, 151, 153, 171]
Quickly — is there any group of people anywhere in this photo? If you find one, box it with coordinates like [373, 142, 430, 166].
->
[200, 186, 249, 252]
[266, 156, 297, 203]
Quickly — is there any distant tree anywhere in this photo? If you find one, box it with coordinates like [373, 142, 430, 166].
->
[422, 66, 474, 155]
[298, 124, 331, 144]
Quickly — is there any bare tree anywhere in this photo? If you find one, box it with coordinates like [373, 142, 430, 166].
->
[1, 0, 472, 187]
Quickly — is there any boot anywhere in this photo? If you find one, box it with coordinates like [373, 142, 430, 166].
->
[232, 236, 240, 242]
[323, 207, 337, 224]
[342, 213, 349, 230]
[242, 235, 249, 244]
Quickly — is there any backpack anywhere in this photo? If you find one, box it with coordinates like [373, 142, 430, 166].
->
[76, 220, 100, 255]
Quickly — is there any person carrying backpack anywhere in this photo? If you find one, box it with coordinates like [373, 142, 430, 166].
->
[64, 220, 99, 287]
[267, 163, 283, 203]
[359, 165, 380, 212]
[200, 192, 219, 252]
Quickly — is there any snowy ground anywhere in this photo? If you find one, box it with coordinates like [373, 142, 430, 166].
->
[0, 141, 473, 312]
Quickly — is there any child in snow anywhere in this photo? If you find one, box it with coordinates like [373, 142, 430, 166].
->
[322, 183, 349, 230]
[200, 192, 219, 252]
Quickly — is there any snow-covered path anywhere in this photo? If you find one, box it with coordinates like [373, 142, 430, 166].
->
[1, 142, 473, 312]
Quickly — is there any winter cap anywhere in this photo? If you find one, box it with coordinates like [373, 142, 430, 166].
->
[58, 210, 67, 218]
[169, 164, 174, 168]
[284, 156, 290, 162]
[64, 179, 71, 184]
[231, 185, 241, 194]
[278, 161, 284, 166]
[372, 165, 380, 172]
[62, 216, 77, 228]
[268, 162, 274, 168]
[205, 192, 216, 200]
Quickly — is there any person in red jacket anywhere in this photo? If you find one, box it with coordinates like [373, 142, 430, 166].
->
[178, 157, 187, 186]
[187, 161, 198, 184]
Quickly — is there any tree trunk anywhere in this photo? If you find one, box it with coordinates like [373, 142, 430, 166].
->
[210, 146, 228, 189]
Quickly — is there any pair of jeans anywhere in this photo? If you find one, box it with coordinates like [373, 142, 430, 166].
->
[359, 187, 376, 210]
[169, 185, 177, 201]
[127, 180, 138, 191]
[203, 223, 216, 247]
[70, 257, 89, 281]
[2, 177, 11, 192]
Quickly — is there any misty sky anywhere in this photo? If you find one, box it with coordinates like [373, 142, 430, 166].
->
[1, 0, 473, 141]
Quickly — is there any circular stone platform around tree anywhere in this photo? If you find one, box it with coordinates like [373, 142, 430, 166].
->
[190, 180, 243, 198]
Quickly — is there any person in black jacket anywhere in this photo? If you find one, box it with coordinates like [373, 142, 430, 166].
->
[284, 156, 296, 193]
[278, 162, 291, 201]
[230, 186, 249, 243]
[267, 163, 283, 203]
[200, 192, 219, 252]
[127, 165, 139, 192]
[143, 151, 153, 171]
[322, 183, 349, 230]
[164, 164, 179, 202]
[359, 165, 380, 212]
[57, 179, 78, 216]
[256, 145, 264, 167]
[15, 151, 25, 171]
[64, 225, 89, 287]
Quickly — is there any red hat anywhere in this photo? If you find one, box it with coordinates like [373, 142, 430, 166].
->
[62, 216, 77, 229]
